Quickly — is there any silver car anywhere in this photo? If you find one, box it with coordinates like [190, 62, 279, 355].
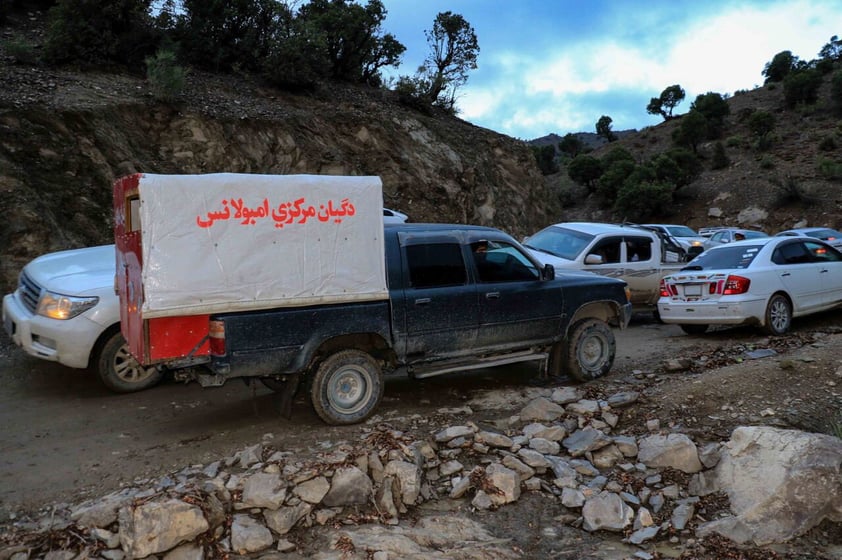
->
[703, 228, 768, 251]
[775, 227, 842, 250]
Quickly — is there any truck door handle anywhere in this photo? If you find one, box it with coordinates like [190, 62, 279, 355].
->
[781, 272, 790, 277]
[485, 292, 501, 299]
[820, 269, 828, 273]
[414, 298, 431, 305]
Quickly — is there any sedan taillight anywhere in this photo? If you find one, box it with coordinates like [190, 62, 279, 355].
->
[659, 279, 677, 297]
[722, 275, 750, 295]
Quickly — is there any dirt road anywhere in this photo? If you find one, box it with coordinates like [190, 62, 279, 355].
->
[0, 313, 838, 523]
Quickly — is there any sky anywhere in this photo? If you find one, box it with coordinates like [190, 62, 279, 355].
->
[378, 0, 841, 140]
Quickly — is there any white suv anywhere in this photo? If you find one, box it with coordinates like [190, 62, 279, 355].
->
[2, 245, 163, 392]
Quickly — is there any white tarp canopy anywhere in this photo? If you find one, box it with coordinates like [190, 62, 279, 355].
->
[137, 173, 388, 318]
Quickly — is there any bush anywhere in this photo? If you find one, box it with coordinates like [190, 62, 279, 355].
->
[818, 158, 842, 181]
[5, 35, 39, 65]
[596, 160, 636, 200]
[819, 136, 838, 152]
[531, 145, 559, 175]
[567, 155, 603, 192]
[145, 49, 187, 102]
[783, 69, 823, 108]
[771, 175, 818, 207]
[726, 135, 744, 148]
[758, 155, 776, 169]
[614, 181, 673, 222]
[831, 71, 842, 116]
[711, 142, 730, 170]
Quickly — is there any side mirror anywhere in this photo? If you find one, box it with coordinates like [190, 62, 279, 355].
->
[584, 254, 604, 265]
[542, 263, 555, 280]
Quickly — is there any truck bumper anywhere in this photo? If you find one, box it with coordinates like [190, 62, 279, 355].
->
[2, 292, 101, 369]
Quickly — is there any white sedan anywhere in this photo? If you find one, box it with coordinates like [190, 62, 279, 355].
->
[657, 236, 842, 335]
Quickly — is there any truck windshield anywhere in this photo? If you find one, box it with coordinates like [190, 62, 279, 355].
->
[666, 226, 699, 237]
[682, 245, 763, 271]
[524, 227, 594, 260]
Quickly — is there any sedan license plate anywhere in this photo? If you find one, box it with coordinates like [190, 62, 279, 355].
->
[683, 284, 702, 297]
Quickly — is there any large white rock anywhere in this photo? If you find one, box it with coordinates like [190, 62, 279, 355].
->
[697, 426, 842, 545]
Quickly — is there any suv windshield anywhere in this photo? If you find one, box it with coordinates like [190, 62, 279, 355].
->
[682, 245, 763, 271]
[524, 226, 594, 260]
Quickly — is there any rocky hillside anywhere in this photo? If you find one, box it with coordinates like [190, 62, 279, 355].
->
[0, 60, 562, 292]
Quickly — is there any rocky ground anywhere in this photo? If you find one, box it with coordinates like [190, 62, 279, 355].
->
[1, 315, 841, 560]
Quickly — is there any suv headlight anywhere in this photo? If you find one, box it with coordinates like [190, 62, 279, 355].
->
[36, 291, 99, 320]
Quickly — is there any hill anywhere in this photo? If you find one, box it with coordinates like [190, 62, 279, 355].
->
[1, 10, 841, 293]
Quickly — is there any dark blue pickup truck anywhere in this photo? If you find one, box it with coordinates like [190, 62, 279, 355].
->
[195, 223, 632, 425]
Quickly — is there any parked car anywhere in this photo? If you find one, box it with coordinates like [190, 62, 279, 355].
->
[697, 226, 727, 238]
[642, 224, 708, 258]
[383, 208, 409, 224]
[702, 228, 768, 251]
[657, 236, 842, 335]
[522, 222, 684, 312]
[775, 227, 842, 250]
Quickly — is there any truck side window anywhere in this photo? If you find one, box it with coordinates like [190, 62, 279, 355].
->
[406, 243, 467, 288]
[589, 238, 622, 264]
[472, 241, 539, 282]
[625, 237, 652, 262]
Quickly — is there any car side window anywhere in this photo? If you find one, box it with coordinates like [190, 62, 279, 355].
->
[588, 237, 622, 264]
[471, 241, 540, 283]
[711, 232, 724, 243]
[772, 242, 812, 265]
[804, 241, 842, 262]
[406, 243, 467, 288]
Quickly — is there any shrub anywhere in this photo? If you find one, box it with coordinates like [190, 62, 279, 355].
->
[531, 145, 559, 175]
[614, 181, 673, 222]
[819, 136, 838, 152]
[759, 155, 776, 169]
[771, 175, 818, 207]
[726, 135, 744, 148]
[831, 71, 842, 116]
[783, 69, 823, 108]
[711, 142, 730, 170]
[818, 158, 842, 181]
[567, 155, 603, 192]
[145, 49, 187, 102]
[597, 160, 636, 200]
[5, 35, 39, 65]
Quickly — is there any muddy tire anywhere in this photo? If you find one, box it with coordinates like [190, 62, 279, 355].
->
[562, 319, 615, 382]
[95, 329, 163, 393]
[680, 324, 709, 335]
[763, 293, 792, 335]
[310, 350, 383, 425]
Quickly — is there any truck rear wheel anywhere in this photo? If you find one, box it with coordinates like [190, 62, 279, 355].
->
[563, 319, 615, 381]
[310, 350, 383, 425]
[95, 328, 164, 393]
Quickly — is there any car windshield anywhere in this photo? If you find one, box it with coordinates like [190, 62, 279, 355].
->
[682, 244, 763, 271]
[524, 226, 594, 260]
[805, 229, 841, 240]
[665, 225, 698, 237]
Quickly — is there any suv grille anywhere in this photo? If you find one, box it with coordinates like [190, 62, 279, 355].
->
[18, 272, 41, 314]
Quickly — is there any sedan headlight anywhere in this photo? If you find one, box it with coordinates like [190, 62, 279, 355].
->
[36, 291, 99, 320]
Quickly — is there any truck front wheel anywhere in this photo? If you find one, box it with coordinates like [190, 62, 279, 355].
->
[95, 329, 164, 393]
[310, 350, 383, 425]
[563, 319, 615, 381]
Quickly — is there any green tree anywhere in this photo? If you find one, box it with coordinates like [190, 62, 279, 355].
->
[601, 146, 635, 167]
[420, 11, 479, 109]
[596, 115, 616, 142]
[177, 0, 280, 72]
[671, 110, 707, 153]
[819, 35, 842, 61]
[298, 0, 405, 85]
[567, 155, 603, 191]
[145, 48, 187, 102]
[690, 92, 730, 138]
[762, 50, 800, 83]
[597, 159, 636, 200]
[614, 181, 673, 222]
[783, 69, 823, 108]
[661, 148, 702, 188]
[646, 84, 685, 121]
[262, 6, 326, 90]
[43, 0, 155, 67]
[558, 133, 584, 158]
[748, 111, 776, 150]
[531, 145, 558, 175]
